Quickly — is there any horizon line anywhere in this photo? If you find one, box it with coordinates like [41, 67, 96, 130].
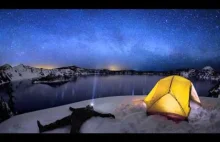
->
[0, 63, 215, 72]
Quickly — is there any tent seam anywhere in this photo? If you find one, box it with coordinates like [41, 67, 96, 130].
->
[147, 93, 167, 110]
[169, 76, 187, 115]
[168, 76, 175, 93]
[147, 76, 175, 110]
[169, 92, 186, 116]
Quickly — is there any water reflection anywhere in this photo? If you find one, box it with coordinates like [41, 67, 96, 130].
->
[0, 75, 217, 115]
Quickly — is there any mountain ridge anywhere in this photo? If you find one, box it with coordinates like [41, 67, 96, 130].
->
[0, 64, 219, 86]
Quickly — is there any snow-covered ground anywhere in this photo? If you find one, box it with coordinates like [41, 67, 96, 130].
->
[0, 95, 220, 133]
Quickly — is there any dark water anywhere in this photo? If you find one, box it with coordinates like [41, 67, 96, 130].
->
[0, 75, 217, 114]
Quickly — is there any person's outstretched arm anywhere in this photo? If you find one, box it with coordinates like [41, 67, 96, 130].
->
[69, 107, 75, 112]
[93, 110, 115, 119]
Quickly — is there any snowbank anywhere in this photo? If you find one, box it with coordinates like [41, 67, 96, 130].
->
[0, 95, 220, 133]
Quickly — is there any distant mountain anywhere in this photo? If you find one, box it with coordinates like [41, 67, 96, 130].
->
[202, 66, 214, 71]
[0, 64, 95, 85]
[0, 64, 220, 85]
[0, 64, 12, 71]
[179, 66, 220, 81]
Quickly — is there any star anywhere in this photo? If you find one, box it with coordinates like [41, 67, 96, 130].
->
[0, 9, 219, 70]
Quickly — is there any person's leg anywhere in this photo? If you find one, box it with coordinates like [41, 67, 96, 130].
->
[69, 118, 82, 134]
[37, 115, 71, 133]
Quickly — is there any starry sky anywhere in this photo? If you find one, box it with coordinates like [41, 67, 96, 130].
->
[0, 9, 220, 71]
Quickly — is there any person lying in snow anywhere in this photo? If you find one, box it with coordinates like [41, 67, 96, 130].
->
[37, 105, 115, 133]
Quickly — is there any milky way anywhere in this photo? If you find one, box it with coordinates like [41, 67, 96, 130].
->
[0, 9, 220, 71]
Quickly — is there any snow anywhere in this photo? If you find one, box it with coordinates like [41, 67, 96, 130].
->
[5, 65, 45, 81]
[180, 71, 189, 78]
[33, 80, 69, 84]
[0, 64, 12, 70]
[0, 63, 100, 85]
[180, 69, 196, 79]
[209, 83, 220, 97]
[1, 64, 77, 83]
[203, 66, 214, 71]
[0, 95, 220, 133]
[0, 71, 10, 85]
[1, 64, 220, 85]
[179, 66, 220, 81]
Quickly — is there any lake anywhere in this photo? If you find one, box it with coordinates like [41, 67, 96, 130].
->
[0, 75, 217, 114]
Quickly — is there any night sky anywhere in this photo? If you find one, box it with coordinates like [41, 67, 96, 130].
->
[0, 9, 220, 71]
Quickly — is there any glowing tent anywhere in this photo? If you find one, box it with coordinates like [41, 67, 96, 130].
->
[144, 75, 201, 121]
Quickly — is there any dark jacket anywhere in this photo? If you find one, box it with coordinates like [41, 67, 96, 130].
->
[37, 105, 115, 133]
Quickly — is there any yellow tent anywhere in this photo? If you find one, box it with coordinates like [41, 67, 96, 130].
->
[144, 75, 201, 121]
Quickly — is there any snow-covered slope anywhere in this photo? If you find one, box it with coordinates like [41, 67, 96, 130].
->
[0, 97, 14, 123]
[179, 69, 197, 78]
[180, 66, 220, 81]
[0, 64, 112, 85]
[209, 82, 220, 98]
[5, 64, 46, 81]
[0, 64, 12, 71]
[0, 95, 220, 133]
[0, 64, 79, 83]
[197, 66, 217, 80]
[0, 71, 10, 85]
[1, 64, 220, 85]
[203, 66, 214, 71]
